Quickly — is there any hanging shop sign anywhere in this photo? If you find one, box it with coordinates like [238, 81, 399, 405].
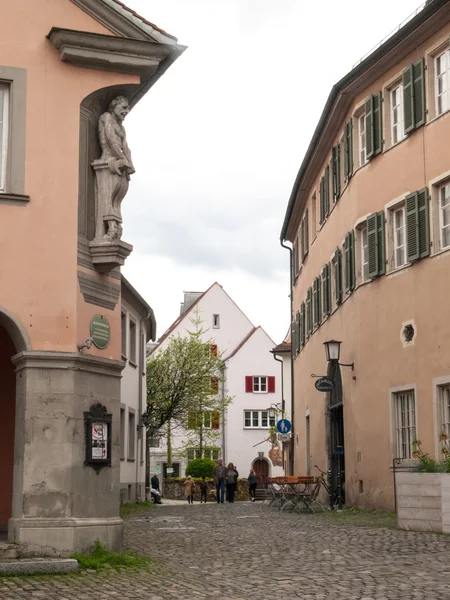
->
[315, 377, 335, 392]
[90, 314, 111, 349]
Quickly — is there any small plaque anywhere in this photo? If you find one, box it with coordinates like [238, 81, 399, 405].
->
[315, 377, 335, 392]
[90, 314, 111, 349]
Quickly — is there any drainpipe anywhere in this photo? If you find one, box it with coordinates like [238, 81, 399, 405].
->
[136, 310, 151, 502]
[280, 239, 294, 476]
[272, 352, 285, 470]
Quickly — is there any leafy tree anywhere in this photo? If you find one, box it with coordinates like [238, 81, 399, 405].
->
[185, 458, 215, 478]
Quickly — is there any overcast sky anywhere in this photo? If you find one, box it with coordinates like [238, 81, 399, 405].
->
[122, 0, 423, 343]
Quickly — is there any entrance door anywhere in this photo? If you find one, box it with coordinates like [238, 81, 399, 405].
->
[253, 458, 269, 485]
[327, 362, 345, 504]
[0, 326, 16, 531]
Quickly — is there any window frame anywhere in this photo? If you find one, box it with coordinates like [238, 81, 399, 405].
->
[390, 387, 417, 461]
[0, 83, 9, 193]
[120, 405, 126, 460]
[438, 181, 450, 251]
[129, 319, 137, 365]
[358, 113, 367, 167]
[212, 314, 220, 329]
[393, 205, 407, 268]
[390, 83, 405, 146]
[435, 48, 450, 117]
[243, 410, 276, 429]
[128, 409, 136, 461]
[253, 376, 268, 394]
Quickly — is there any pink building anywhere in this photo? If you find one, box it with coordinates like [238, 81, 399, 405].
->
[0, 0, 183, 555]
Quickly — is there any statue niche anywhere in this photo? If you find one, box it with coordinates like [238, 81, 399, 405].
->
[89, 95, 134, 273]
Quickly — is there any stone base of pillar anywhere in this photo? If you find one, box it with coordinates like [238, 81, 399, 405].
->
[8, 517, 123, 557]
[89, 239, 133, 274]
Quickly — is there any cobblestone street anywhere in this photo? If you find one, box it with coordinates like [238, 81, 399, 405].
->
[2, 502, 450, 599]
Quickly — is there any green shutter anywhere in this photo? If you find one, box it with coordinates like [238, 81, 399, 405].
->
[373, 92, 383, 155]
[300, 302, 306, 346]
[348, 230, 355, 290]
[304, 209, 309, 259]
[291, 319, 296, 358]
[324, 165, 330, 217]
[377, 211, 386, 275]
[306, 288, 312, 334]
[312, 278, 318, 326]
[402, 64, 414, 134]
[413, 59, 426, 129]
[316, 277, 322, 325]
[406, 191, 419, 262]
[365, 96, 374, 159]
[321, 264, 331, 316]
[295, 311, 301, 355]
[333, 248, 342, 304]
[418, 187, 430, 258]
[344, 119, 353, 180]
[332, 146, 341, 201]
[344, 234, 350, 292]
[367, 214, 378, 278]
[319, 176, 324, 225]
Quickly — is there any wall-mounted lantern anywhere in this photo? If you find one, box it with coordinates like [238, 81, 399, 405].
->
[84, 403, 112, 473]
[324, 340, 354, 370]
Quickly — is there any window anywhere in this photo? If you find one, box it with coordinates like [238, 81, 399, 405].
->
[120, 407, 125, 459]
[253, 376, 267, 393]
[128, 411, 135, 460]
[439, 182, 450, 250]
[343, 231, 355, 292]
[188, 411, 217, 429]
[187, 448, 220, 462]
[121, 312, 127, 358]
[403, 59, 426, 132]
[212, 314, 220, 329]
[405, 188, 430, 261]
[319, 166, 330, 224]
[360, 225, 369, 282]
[393, 390, 416, 460]
[244, 410, 276, 429]
[129, 320, 136, 364]
[391, 85, 405, 144]
[0, 84, 9, 192]
[301, 209, 309, 262]
[311, 192, 317, 240]
[393, 206, 406, 267]
[343, 119, 353, 181]
[435, 49, 450, 116]
[438, 385, 450, 442]
[358, 113, 367, 166]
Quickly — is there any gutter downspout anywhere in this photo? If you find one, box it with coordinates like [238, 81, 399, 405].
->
[280, 239, 294, 476]
[136, 310, 151, 502]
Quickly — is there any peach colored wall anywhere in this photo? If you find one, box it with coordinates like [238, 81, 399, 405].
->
[0, 0, 139, 357]
[290, 22, 450, 509]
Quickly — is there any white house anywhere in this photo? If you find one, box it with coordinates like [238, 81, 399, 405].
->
[149, 282, 284, 482]
[271, 334, 292, 475]
[120, 277, 156, 503]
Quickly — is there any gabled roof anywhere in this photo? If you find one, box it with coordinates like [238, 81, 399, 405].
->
[121, 275, 157, 342]
[271, 341, 291, 354]
[109, 0, 178, 41]
[224, 326, 276, 361]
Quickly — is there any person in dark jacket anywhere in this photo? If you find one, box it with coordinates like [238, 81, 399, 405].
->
[225, 462, 239, 503]
[212, 459, 227, 504]
[248, 469, 258, 501]
[200, 477, 208, 503]
[151, 474, 160, 491]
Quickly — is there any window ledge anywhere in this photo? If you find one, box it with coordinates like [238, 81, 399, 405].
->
[386, 263, 411, 277]
[0, 193, 30, 206]
[427, 108, 450, 128]
[355, 278, 373, 290]
[127, 457, 136, 463]
[383, 135, 408, 155]
[120, 457, 125, 461]
[431, 245, 450, 260]
[129, 360, 138, 369]
[121, 354, 128, 362]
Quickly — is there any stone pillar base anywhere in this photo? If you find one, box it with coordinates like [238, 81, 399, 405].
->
[9, 517, 124, 558]
[89, 239, 133, 274]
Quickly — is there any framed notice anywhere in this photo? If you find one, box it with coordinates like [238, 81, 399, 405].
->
[84, 404, 112, 471]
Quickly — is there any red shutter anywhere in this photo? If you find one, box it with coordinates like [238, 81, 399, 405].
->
[245, 376, 253, 393]
[212, 411, 220, 429]
[268, 376, 275, 393]
[210, 344, 218, 356]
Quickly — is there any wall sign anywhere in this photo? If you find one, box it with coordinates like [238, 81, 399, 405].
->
[315, 377, 335, 392]
[90, 314, 111, 349]
[84, 403, 112, 472]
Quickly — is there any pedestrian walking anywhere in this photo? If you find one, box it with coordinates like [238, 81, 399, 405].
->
[184, 475, 195, 504]
[248, 468, 258, 501]
[212, 458, 226, 504]
[226, 462, 239, 503]
[199, 477, 208, 503]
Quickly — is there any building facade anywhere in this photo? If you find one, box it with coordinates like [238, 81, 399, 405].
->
[120, 277, 155, 504]
[281, 0, 450, 510]
[149, 283, 284, 482]
[0, 0, 183, 555]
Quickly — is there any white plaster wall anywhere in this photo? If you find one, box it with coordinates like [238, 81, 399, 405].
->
[225, 327, 284, 477]
[120, 300, 146, 496]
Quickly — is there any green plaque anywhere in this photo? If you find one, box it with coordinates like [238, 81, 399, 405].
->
[90, 315, 111, 349]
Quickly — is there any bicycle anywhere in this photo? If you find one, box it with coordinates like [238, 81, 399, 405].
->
[314, 465, 339, 510]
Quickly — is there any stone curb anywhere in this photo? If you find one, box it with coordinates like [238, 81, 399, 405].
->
[0, 558, 79, 575]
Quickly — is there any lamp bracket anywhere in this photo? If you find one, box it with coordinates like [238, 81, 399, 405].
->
[338, 362, 354, 371]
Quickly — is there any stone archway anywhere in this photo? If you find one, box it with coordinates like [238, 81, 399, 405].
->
[0, 308, 29, 533]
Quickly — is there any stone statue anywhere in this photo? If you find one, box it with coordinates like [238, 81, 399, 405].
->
[92, 96, 135, 242]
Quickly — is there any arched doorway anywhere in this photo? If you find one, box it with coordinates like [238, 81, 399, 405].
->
[252, 458, 269, 485]
[0, 308, 29, 535]
[326, 361, 345, 504]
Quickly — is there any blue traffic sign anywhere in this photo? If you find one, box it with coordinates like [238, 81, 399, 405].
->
[276, 419, 291, 434]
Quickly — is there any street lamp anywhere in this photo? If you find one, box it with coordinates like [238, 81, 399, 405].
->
[137, 411, 150, 431]
[324, 339, 354, 370]
[267, 403, 281, 419]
